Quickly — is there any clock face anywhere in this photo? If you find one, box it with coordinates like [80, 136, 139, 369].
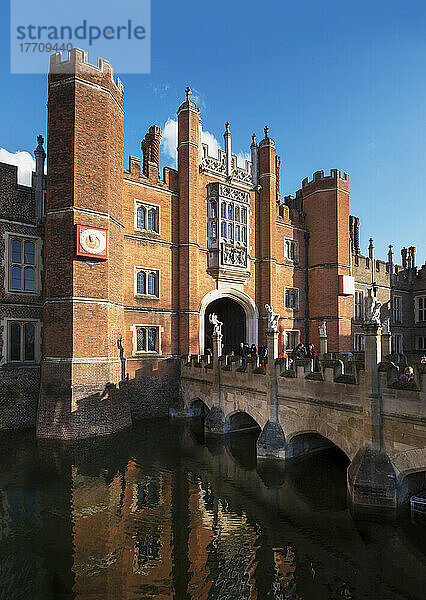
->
[76, 226, 108, 259]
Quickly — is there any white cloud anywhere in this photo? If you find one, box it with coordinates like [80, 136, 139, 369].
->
[236, 152, 251, 169]
[0, 148, 35, 186]
[161, 118, 178, 167]
[161, 118, 250, 171]
[201, 129, 220, 158]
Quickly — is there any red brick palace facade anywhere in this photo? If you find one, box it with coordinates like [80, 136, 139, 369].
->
[0, 49, 425, 436]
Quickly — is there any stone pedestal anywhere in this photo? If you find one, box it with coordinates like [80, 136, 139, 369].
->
[205, 332, 224, 434]
[212, 332, 222, 362]
[363, 322, 382, 448]
[266, 328, 279, 421]
[257, 328, 286, 459]
[319, 335, 328, 356]
[347, 322, 397, 518]
[381, 332, 391, 359]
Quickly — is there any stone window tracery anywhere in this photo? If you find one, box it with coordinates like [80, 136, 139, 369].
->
[206, 182, 250, 274]
[133, 325, 160, 353]
[135, 201, 159, 234]
[135, 268, 159, 297]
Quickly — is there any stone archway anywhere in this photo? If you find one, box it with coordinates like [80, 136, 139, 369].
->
[199, 288, 258, 354]
[205, 298, 245, 354]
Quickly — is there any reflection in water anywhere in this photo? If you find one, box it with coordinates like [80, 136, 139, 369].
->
[0, 422, 425, 599]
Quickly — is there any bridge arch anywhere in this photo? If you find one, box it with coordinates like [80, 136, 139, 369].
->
[224, 411, 261, 435]
[188, 398, 210, 419]
[285, 424, 354, 462]
[199, 288, 259, 354]
[286, 431, 351, 462]
[392, 448, 426, 480]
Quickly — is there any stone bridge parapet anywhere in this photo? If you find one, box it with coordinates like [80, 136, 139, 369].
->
[180, 342, 426, 517]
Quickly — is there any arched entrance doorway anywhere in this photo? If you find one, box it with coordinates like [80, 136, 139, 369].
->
[199, 288, 258, 354]
[205, 298, 246, 354]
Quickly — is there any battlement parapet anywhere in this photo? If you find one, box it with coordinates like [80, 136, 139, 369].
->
[49, 48, 124, 102]
[180, 353, 426, 397]
[298, 169, 349, 194]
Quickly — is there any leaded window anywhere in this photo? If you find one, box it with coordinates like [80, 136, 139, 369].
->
[285, 288, 299, 310]
[135, 270, 159, 297]
[9, 238, 37, 292]
[135, 326, 159, 353]
[8, 321, 36, 362]
[135, 202, 159, 233]
[284, 239, 298, 262]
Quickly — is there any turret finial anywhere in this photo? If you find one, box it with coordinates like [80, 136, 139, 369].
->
[185, 86, 191, 102]
[264, 125, 269, 138]
[252, 133, 256, 143]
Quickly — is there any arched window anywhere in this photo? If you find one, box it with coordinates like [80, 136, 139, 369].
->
[11, 266, 21, 290]
[11, 239, 22, 263]
[228, 204, 233, 220]
[24, 241, 35, 265]
[147, 272, 156, 296]
[137, 205, 146, 229]
[241, 226, 247, 243]
[24, 267, 35, 291]
[228, 223, 233, 240]
[235, 206, 240, 222]
[134, 326, 160, 353]
[221, 222, 227, 238]
[148, 328, 157, 351]
[147, 208, 157, 232]
[24, 323, 35, 361]
[136, 327, 146, 352]
[137, 271, 146, 295]
[235, 225, 240, 242]
[221, 202, 226, 218]
[241, 207, 247, 223]
[211, 222, 217, 238]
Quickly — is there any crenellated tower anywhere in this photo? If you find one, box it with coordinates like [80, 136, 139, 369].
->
[296, 169, 352, 351]
[37, 49, 131, 438]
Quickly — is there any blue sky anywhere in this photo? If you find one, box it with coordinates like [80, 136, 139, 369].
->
[0, 0, 425, 262]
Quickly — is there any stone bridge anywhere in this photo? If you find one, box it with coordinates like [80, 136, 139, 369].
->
[180, 325, 426, 516]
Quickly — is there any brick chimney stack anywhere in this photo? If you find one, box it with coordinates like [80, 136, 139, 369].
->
[141, 125, 162, 179]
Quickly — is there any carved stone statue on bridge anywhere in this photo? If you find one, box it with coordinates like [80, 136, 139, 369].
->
[318, 320, 327, 338]
[209, 312, 223, 337]
[265, 304, 279, 332]
[365, 288, 382, 326]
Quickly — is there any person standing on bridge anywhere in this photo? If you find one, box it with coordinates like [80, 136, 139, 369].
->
[308, 343, 319, 371]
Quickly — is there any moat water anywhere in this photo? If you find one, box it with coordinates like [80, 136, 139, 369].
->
[0, 420, 425, 600]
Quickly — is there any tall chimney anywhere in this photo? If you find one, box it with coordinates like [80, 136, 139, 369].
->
[141, 125, 162, 179]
